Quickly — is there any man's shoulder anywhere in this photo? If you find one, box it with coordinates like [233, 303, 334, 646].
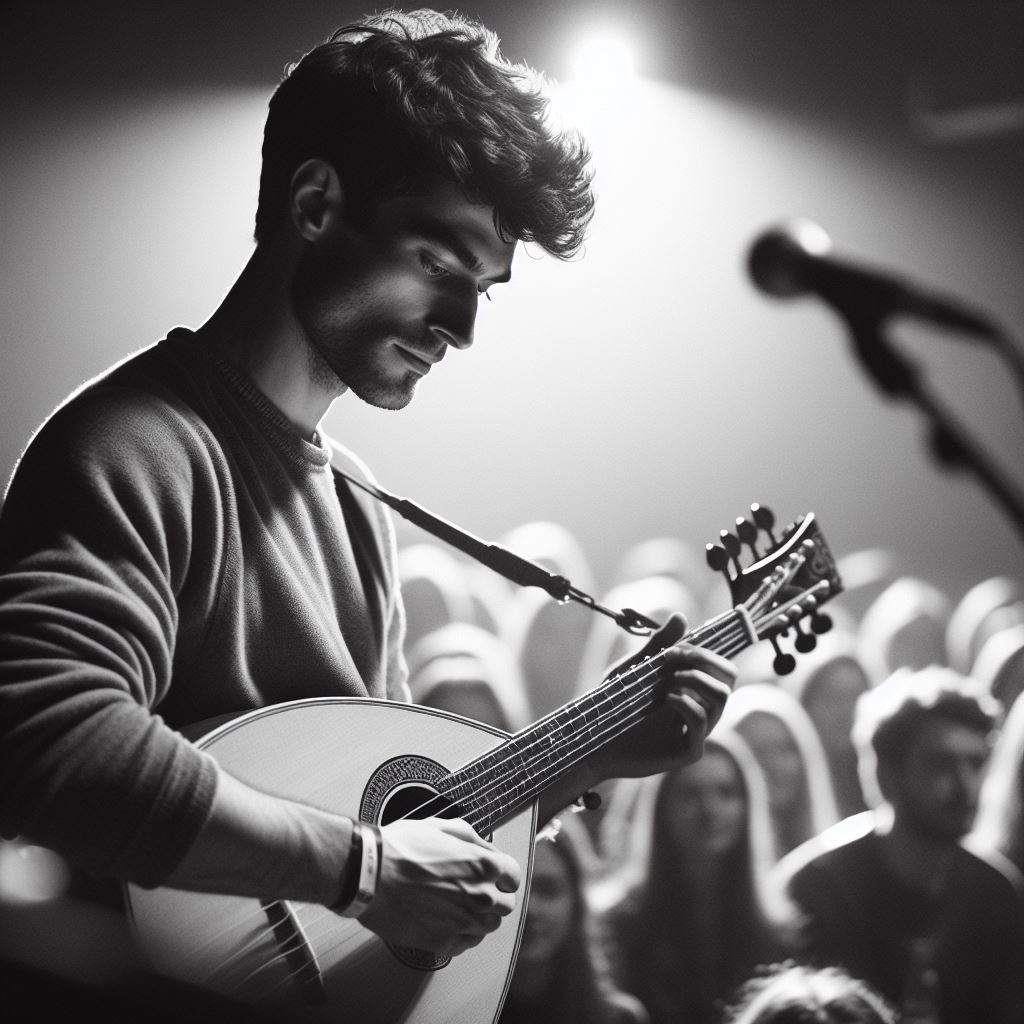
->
[776, 811, 877, 885]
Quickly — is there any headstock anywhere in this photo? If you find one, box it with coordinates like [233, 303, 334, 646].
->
[705, 504, 844, 674]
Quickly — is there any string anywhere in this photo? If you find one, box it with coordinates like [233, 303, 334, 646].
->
[239, 573, 823, 994]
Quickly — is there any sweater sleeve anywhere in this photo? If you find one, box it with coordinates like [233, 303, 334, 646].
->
[0, 387, 219, 886]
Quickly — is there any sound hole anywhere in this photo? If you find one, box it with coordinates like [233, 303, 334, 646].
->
[360, 755, 459, 972]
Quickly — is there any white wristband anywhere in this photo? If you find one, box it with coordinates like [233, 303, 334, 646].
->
[339, 822, 382, 919]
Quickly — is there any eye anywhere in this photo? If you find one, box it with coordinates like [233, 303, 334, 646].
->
[418, 252, 449, 278]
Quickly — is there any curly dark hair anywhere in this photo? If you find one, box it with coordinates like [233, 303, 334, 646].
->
[255, 8, 594, 258]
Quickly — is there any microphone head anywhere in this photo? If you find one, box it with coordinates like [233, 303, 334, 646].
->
[747, 218, 832, 298]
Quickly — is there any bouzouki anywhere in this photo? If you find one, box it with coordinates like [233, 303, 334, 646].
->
[124, 505, 842, 1023]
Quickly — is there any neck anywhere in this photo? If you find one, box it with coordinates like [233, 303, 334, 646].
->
[197, 242, 344, 437]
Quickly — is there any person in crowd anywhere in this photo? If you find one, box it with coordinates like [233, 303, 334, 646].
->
[610, 536, 712, 616]
[499, 813, 649, 1024]
[856, 576, 952, 686]
[406, 621, 531, 732]
[595, 729, 790, 1024]
[720, 683, 840, 860]
[968, 682, 1024, 881]
[780, 629, 873, 819]
[719, 960, 897, 1024]
[0, 6, 736, 988]
[397, 540, 478, 653]
[773, 665, 1024, 1024]
[971, 621, 1024, 713]
[945, 574, 1024, 676]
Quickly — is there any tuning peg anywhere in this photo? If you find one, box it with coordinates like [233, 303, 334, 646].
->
[793, 622, 817, 653]
[735, 517, 761, 558]
[719, 529, 742, 569]
[705, 542, 730, 574]
[810, 612, 833, 634]
[750, 503, 777, 545]
[769, 636, 796, 675]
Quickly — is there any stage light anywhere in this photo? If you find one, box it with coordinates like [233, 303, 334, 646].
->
[569, 30, 637, 87]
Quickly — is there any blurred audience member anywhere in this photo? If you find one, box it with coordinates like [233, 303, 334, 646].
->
[857, 576, 952, 686]
[498, 519, 596, 593]
[969, 686, 1024, 882]
[780, 630, 873, 819]
[576, 575, 704, 693]
[595, 731, 790, 1024]
[971, 621, 1024, 713]
[406, 622, 531, 731]
[945, 575, 1024, 676]
[498, 521, 598, 719]
[721, 684, 840, 859]
[611, 536, 712, 615]
[829, 547, 904, 629]
[499, 814, 648, 1024]
[774, 665, 1024, 1024]
[501, 587, 595, 720]
[719, 960, 897, 1024]
[461, 558, 516, 635]
[397, 541, 477, 653]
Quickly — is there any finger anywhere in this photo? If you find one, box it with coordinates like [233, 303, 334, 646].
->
[468, 886, 517, 917]
[476, 852, 521, 892]
[666, 690, 713, 747]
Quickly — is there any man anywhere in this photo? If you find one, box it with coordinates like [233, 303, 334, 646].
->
[774, 665, 1024, 1024]
[0, 8, 734, 974]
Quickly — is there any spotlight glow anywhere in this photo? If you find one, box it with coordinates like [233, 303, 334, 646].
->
[569, 31, 637, 86]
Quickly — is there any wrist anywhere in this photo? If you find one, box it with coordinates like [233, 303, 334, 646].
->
[330, 820, 382, 918]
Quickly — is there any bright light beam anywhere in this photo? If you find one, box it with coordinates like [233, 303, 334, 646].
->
[569, 31, 638, 87]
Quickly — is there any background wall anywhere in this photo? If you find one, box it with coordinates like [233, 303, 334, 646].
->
[3, 0, 1023, 614]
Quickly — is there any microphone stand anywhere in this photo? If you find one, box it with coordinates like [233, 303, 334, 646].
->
[840, 309, 1024, 544]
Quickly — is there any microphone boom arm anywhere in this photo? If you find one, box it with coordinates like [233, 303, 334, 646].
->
[842, 310, 1024, 545]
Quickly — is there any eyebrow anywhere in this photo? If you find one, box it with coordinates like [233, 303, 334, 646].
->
[411, 214, 512, 284]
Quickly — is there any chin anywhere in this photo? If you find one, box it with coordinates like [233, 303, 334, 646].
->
[351, 377, 418, 411]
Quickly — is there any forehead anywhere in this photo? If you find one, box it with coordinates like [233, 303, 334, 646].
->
[906, 716, 991, 759]
[376, 181, 516, 277]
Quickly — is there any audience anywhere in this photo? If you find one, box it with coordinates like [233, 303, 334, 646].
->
[595, 730, 790, 1024]
[498, 814, 648, 1024]
[773, 665, 1024, 1024]
[945, 575, 1024, 676]
[856, 576, 952, 686]
[969, 685, 1024, 882]
[720, 684, 840, 860]
[779, 630, 873, 819]
[396, 541, 477, 653]
[970, 621, 1024, 713]
[719, 960, 898, 1024]
[393, 534, 1024, 1024]
[610, 536, 713, 617]
[406, 621, 531, 731]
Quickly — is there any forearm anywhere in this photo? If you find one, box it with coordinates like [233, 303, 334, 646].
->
[162, 769, 355, 908]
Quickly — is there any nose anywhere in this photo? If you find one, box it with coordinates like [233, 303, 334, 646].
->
[429, 288, 477, 350]
[431, 322, 474, 350]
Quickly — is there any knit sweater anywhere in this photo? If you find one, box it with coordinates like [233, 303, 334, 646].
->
[0, 328, 408, 886]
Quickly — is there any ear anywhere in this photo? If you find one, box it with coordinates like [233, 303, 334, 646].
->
[289, 158, 344, 241]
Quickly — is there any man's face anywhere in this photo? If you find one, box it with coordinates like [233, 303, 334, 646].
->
[291, 180, 515, 410]
[888, 717, 991, 842]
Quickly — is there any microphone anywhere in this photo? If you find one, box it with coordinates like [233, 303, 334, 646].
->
[747, 219, 998, 340]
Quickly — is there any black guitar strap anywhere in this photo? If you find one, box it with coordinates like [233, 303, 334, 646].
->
[330, 462, 658, 637]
